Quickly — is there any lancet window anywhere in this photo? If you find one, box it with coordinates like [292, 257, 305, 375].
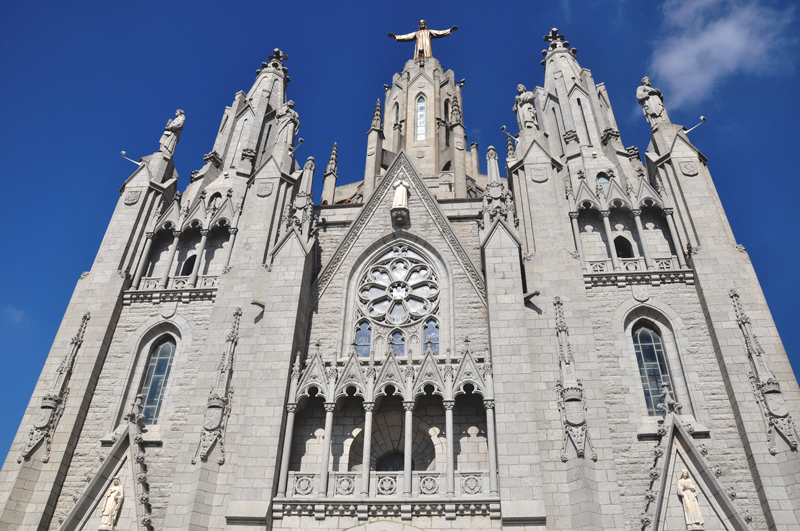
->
[633, 323, 674, 415]
[140, 337, 176, 425]
[416, 97, 426, 141]
[355, 245, 440, 358]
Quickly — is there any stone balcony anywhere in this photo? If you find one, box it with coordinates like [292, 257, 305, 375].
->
[273, 470, 500, 520]
[584, 256, 694, 288]
[122, 275, 220, 304]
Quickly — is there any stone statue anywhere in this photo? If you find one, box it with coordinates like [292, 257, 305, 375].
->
[677, 469, 704, 530]
[513, 84, 538, 130]
[388, 20, 458, 60]
[636, 77, 669, 128]
[392, 179, 411, 209]
[275, 100, 300, 145]
[98, 477, 124, 530]
[158, 110, 185, 155]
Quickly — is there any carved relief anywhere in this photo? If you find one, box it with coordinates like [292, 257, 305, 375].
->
[19, 312, 90, 463]
[730, 289, 799, 454]
[553, 298, 596, 462]
[193, 308, 241, 464]
[679, 161, 698, 177]
[124, 190, 141, 206]
[257, 181, 274, 197]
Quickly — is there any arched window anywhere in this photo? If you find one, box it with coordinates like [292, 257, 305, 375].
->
[597, 172, 610, 195]
[355, 321, 371, 358]
[208, 193, 222, 210]
[423, 319, 439, 355]
[140, 337, 177, 425]
[614, 236, 634, 259]
[633, 324, 674, 416]
[444, 99, 451, 146]
[180, 255, 197, 276]
[376, 450, 408, 472]
[416, 97, 426, 141]
[393, 103, 399, 125]
[391, 330, 405, 357]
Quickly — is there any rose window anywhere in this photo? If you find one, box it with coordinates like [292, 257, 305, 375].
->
[358, 248, 439, 326]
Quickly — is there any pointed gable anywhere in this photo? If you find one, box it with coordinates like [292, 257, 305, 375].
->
[453, 349, 487, 398]
[635, 175, 663, 209]
[155, 198, 181, 232]
[314, 151, 486, 305]
[209, 196, 237, 228]
[333, 350, 368, 401]
[604, 177, 632, 210]
[182, 199, 208, 230]
[573, 179, 600, 211]
[374, 351, 406, 399]
[296, 350, 330, 401]
[412, 349, 446, 400]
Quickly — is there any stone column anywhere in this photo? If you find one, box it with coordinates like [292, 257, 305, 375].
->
[277, 403, 297, 497]
[132, 232, 154, 289]
[360, 402, 374, 497]
[600, 211, 620, 271]
[568, 212, 586, 271]
[317, 403, 336, 496]
[188, 229, 209, 287]
[403, 401, 415, 497]
[158, 230, 181, 288]
[222, 227, 238, 272]
[631, 209, 654, 270]
[663, 208, 686, 268]
[443, 400, 455, 496]
[484, 399, 499, 496]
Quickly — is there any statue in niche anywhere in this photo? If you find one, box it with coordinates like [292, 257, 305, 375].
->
[98, 477, 124, 530]
[677, 469, 704, 530]
[158, 109, 185, 155]
[636, 77, 670, 128]
[513, 84, 538, 130]
[275, 100, 300, 145]
[388, 20, 458, 61]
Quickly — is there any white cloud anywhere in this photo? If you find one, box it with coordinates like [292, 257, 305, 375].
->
[649, 0, 795, 109]
[3, 305, 25, 323]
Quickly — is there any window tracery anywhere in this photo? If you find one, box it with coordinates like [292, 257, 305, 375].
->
[140, 337, 176, 425]
[416, 97, 426, 141]
[355, 245, 441, 358]
[632, 323, 674, 416]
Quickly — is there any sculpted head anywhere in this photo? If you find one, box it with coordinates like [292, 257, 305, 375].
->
[176, 109, 184, 116]
[112, 477, 121, 486]
[517, 84, 527, 94]
[641, 76, 651, 86]
[419, 20, 427, 30]
[286, 100, 295, 108]
[681, 469, 690, 479]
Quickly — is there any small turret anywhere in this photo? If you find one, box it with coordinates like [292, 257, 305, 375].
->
[321, 142, 338, 205]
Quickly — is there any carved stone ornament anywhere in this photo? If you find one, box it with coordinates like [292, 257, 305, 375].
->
[336, 475, 356, 496]
[257, 181, 274, 198]
[632, 285, 650, 302]
[679, 161, 699, 177]
[529, 167, 547, 183]
[99, 477, 124, 530]
[419, 475, 439, 495]
[461, 474, 482, 495]
[124, 190, 141, 206]
[294, 475, 314, 496]
[377, 475, 397, 495]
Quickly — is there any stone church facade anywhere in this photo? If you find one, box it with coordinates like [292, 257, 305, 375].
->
[2, 27, 799, 531]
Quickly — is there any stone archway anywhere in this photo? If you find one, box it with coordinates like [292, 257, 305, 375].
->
[347, 410, 438, 471]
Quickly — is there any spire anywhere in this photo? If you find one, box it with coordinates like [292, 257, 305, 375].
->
[371, 99, 383, 130]
[541, 27, 577, 65]
[486, 146, 500, 184]
[325, 142, 338, 175]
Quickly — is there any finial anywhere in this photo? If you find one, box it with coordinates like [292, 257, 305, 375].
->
[325, 142, 338, 175]
[304, 156, 315, 172]
[451, 95, 462, 124]
[541, 28, 577, 63]
[371, 99, 383, 130]
[506, 132, 515, 158]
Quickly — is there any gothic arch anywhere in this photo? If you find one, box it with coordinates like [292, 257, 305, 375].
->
[111, 315, 193, 431]
[344, 410, 445, 472]
[338, 231, 455, 359]
[611, 299, 698, 420]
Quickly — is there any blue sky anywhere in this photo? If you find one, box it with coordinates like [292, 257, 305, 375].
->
[1, 0, 797, 462]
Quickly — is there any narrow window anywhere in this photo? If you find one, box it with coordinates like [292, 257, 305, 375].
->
[597, 172, 610, 195]
[393, 103, 399, 125]
[550, 107, 564, 156]
[423, 319, 439, 355]
[577, 98, 592, 146]
[633, 324, 673, 416]
[140, 337, 177, 425]
[391, 330, 405, 357]
[355, 322, 371, 358]
[416, 97, 426, 141]
[614, 236, 634, 259]
[444, 100, 450, 146]
[180, 255, 197, 276]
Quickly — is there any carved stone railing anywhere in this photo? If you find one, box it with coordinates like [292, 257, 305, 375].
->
[275, 470, 499, 520]
[584, 256, 692, 289]
[123, 275, 220, 305]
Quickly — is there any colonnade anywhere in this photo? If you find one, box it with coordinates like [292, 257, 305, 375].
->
[130, 225, 238, 290]
[569, 207, 686, 272]
[276, 395, 499, 499]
